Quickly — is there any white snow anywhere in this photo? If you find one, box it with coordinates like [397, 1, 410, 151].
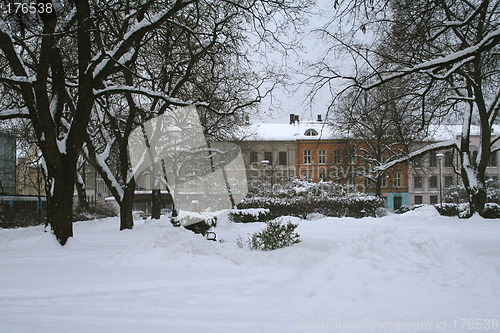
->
[1, 211, 499, 333]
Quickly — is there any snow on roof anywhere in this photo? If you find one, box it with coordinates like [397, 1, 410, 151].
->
[241, 122, 348, 141]
[240, 122, 500, 142]
[426, 124, 500, 141]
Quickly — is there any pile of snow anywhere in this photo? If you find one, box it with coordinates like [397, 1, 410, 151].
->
[1, 213, 499, 332]
[402, 204, 442, 218]
[274, 226, 498, 321]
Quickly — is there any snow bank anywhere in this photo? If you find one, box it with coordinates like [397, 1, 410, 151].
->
[273, 226, 500, 320]
[402, 204, 442, 218]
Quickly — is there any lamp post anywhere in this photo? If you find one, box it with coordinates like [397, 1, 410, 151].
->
[436, 153, 444, 210]
[261, 159, 269, 195]
[164, 126, 182, 217]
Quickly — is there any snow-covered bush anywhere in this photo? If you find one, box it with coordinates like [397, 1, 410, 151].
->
[396, 203, 499, 219]
[229, 208, 272, 223]
[170, 211, 217, 235]
[241, 179, 384, 218]
[483, 203, 500, 219]
[0, 207, 42, 228]
[445, 179, 500, 204]
[73, 202, 117, 222]
[238, 195, 383, 219]
[248, 218, 301, 251]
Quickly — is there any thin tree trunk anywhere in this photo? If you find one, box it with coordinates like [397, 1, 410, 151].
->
[120, 180, 136, 230]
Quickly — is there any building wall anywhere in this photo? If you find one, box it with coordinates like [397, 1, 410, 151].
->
[239, 140, 296, 186]
[296, 139, 409, 208]
[0, 133, 16, 195]
[408, 137, 499, 205]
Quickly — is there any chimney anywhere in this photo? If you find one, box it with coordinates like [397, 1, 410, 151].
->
[317, 114, 322, 122]
[289, 114, 295, 124]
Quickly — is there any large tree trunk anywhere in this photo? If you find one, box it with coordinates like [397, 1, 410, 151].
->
[46, 167, 76, 245]
[469, 185, 487, 216]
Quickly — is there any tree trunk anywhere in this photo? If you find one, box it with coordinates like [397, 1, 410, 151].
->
[151, 188, 161, 219]
[75, 177, 88, 212]
[469, 185, 487, 216]
[46, 168, 75, 245]
[120, 182, 136, 230]
[375, 176, 382, 197]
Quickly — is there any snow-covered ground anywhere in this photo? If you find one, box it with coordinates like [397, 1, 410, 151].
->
[1, 206, 499, 333]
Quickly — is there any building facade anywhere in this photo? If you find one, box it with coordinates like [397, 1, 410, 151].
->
[239, 119, 410, 210]
[408, 127, 499, 205]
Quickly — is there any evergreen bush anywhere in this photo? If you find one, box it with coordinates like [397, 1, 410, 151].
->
[248, 218, 301, 251]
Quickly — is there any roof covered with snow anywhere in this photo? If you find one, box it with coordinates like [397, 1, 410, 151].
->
[241, 122, 349, 141]
[240, 122, 500, 142]
[426, 124, 500, 141]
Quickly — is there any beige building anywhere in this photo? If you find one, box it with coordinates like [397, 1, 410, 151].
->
[408, 125, 499, 205]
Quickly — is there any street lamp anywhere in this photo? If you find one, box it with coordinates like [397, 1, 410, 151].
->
[261, 159, 269, 194]
[436, 153, 444, 210]
[164, 126, 182, 217]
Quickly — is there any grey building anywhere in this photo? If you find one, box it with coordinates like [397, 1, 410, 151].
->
[0, 132, 16, 195]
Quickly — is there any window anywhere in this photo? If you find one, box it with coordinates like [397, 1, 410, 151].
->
[429, 152, 437, 167]
[250, 151, 258, 164]
[303, 150, 311, 164]
[333, 150, 341, 164]
[303, 172, 312, 181]
[430, 175, 438, 188]
[445, 175, 453, 187]
[319, 170, 327, 181]
[394, 173, 401, 187]
[304, 129, 318, 136]
[264, 152, 273, 165]
[330, 168, 340, 180]
[348, 150, 356, 164]
[489, 151, 497, 167]
[414, 156, 423, 168]
[348, 169, 356, 185]
[414, 176, 423, 189]
[414, 195, 423, 205]
[430, 195, 438, 205]
[445, 151, 453, 167]
[381, 176, 387, 187]
[318, 150, 326, 164]
[472, 151, 478, 166]
[278, 151, 287, 166]
[364, 177, 371, 188]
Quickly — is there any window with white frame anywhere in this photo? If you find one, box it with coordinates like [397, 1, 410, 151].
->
[394, 173, 401, 187]
[413, 175, 422, 189]
[303, 150, 311, 164]
[333, 150, 341, 164]
[318, 150, 326, 164]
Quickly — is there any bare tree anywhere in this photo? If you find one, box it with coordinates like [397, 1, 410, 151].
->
[309, 0, 499, 216]
[77, 0, 309, 228]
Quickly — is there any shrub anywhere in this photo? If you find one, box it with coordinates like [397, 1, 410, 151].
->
[229, 208, 272, 223]
[395, 203, 499, 219]
[238, 195, 383, 219]
[0, 206, 43, 228]
[73, 202, 117, 222]
[170, 211, 217, 235]
[248, 218, 301, 251]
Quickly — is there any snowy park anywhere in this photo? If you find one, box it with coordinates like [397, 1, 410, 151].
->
[1, 206, 499, 333]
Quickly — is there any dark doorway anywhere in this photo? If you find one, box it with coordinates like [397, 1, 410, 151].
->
[394, 196, 402, 210]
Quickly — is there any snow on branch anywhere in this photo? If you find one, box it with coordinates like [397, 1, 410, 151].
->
[374, 139, 460, 172]
[363, 28, 500, 90]
[93, 85, 203, 107]
[90, 0, 196, 79]
[0, 107, 30, 119]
